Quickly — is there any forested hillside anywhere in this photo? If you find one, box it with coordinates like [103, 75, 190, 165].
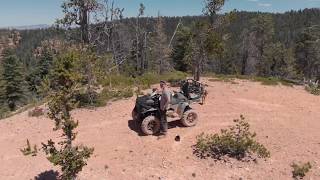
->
[0, 7, 319, 117]
[1, 8, 319, 75]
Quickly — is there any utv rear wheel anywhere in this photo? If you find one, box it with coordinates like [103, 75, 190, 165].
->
[141, 116, 161, 135]
[181, 110, 198, 127]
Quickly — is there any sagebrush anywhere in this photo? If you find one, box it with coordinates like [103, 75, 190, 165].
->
[291, 162, 312, 179]
[194, 115, 270, 160]
[305, 81, 320, 96]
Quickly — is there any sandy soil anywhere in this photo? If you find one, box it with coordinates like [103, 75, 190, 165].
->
[1, 78, 320, 180]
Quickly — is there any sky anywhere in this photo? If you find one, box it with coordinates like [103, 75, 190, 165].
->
[0, 0, 319, 27]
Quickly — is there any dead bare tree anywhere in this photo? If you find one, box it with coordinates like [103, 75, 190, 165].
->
[89, 0, 128, 87]
[154, 14, 171, 74]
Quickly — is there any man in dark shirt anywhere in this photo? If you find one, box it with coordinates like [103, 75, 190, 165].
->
[159, 80, 171, 136]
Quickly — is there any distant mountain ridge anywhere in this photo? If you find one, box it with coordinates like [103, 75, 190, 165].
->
[0, 24, 51, 30]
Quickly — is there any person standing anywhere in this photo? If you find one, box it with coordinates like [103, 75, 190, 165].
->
[159, 80, 171, 136]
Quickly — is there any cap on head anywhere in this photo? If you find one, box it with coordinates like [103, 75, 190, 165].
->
[160, 80, 167, 88]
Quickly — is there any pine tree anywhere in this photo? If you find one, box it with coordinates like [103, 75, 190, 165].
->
[0, 49, 26, 111]
[241, 14, 275, 76]
[41, 52, 94, 180]
[27, 48, 53, 98]
[171, 26, 192, 72]
[295, 25, 320, 80]
[38, 48, 53, 78]
[0, 74, 9, 118]
[57, 0, 99, 43]
[183, 0, 227, 81]
[259, 43, 297, 78]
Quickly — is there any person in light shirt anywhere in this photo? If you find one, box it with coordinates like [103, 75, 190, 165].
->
[159, 80, 171, 137]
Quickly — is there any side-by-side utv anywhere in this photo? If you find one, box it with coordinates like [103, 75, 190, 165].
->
[180, 79, 206, 104]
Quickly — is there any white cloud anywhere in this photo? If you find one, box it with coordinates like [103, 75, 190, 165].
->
[247, 0, 259, 2]
[258, 3, 272, 7]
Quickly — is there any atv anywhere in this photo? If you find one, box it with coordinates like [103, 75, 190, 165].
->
[132, 92, 198, 135]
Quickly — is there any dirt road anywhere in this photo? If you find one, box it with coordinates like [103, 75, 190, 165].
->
[1, 79, 320, 180]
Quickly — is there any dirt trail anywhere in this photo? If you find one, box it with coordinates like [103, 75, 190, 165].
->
[1, 79, 320, 180]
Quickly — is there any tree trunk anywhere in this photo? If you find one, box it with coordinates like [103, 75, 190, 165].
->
[193, 56, 201, 81]
[80, 4, 89, 44]
[63, 104, 72, 148]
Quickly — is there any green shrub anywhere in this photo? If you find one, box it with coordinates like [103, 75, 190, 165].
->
[92, 71, 187, 107]
[291, 162, 312, 179]
[115, 88, 134, 99]
[137, 73, 159, 88]
[99, 71, 187, 90]
[137, 71, 188, 88]
[280, 80, 295, 87]
[162, 71, 188, 82]
[99, 87, 133, 101]
[20, 139, 37, 156]
[0, 107, 9, 119]
[100, 75, 135, 88]
[253, 77, 280, 86]
[305, 82, 320, 96]
[76, 90, 106, 108]
[166, 71, 189, 87]
[75, 86, 134, 108]
[194, 115, 270, 160]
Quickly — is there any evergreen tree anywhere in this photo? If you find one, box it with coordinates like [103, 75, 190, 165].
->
[240, 14, 275, 76]
[0, 73, 9, 118]
[125, 39, 143, 77]
[0, 49, 26, 111]
[186, 0, 227, 81]
[57, 0, 99, 43]
[183, 21, 225, 80]
[171, 26, 192, 72]
[26, 48, 53, 98]
[2, 8, 320, 83]
[260, 43, 297, 78]
[42, 52, 94, 180]
[295, 25, 320, 80]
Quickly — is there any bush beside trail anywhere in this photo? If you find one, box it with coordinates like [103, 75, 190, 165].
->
[291, 162, 312, 179]
[305, 81, 320, 96]
[194, 115, 270, 161]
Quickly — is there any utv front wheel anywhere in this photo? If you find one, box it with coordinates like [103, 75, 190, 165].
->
[141, 116, 161, 135]
[181, 110, 198, 127]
